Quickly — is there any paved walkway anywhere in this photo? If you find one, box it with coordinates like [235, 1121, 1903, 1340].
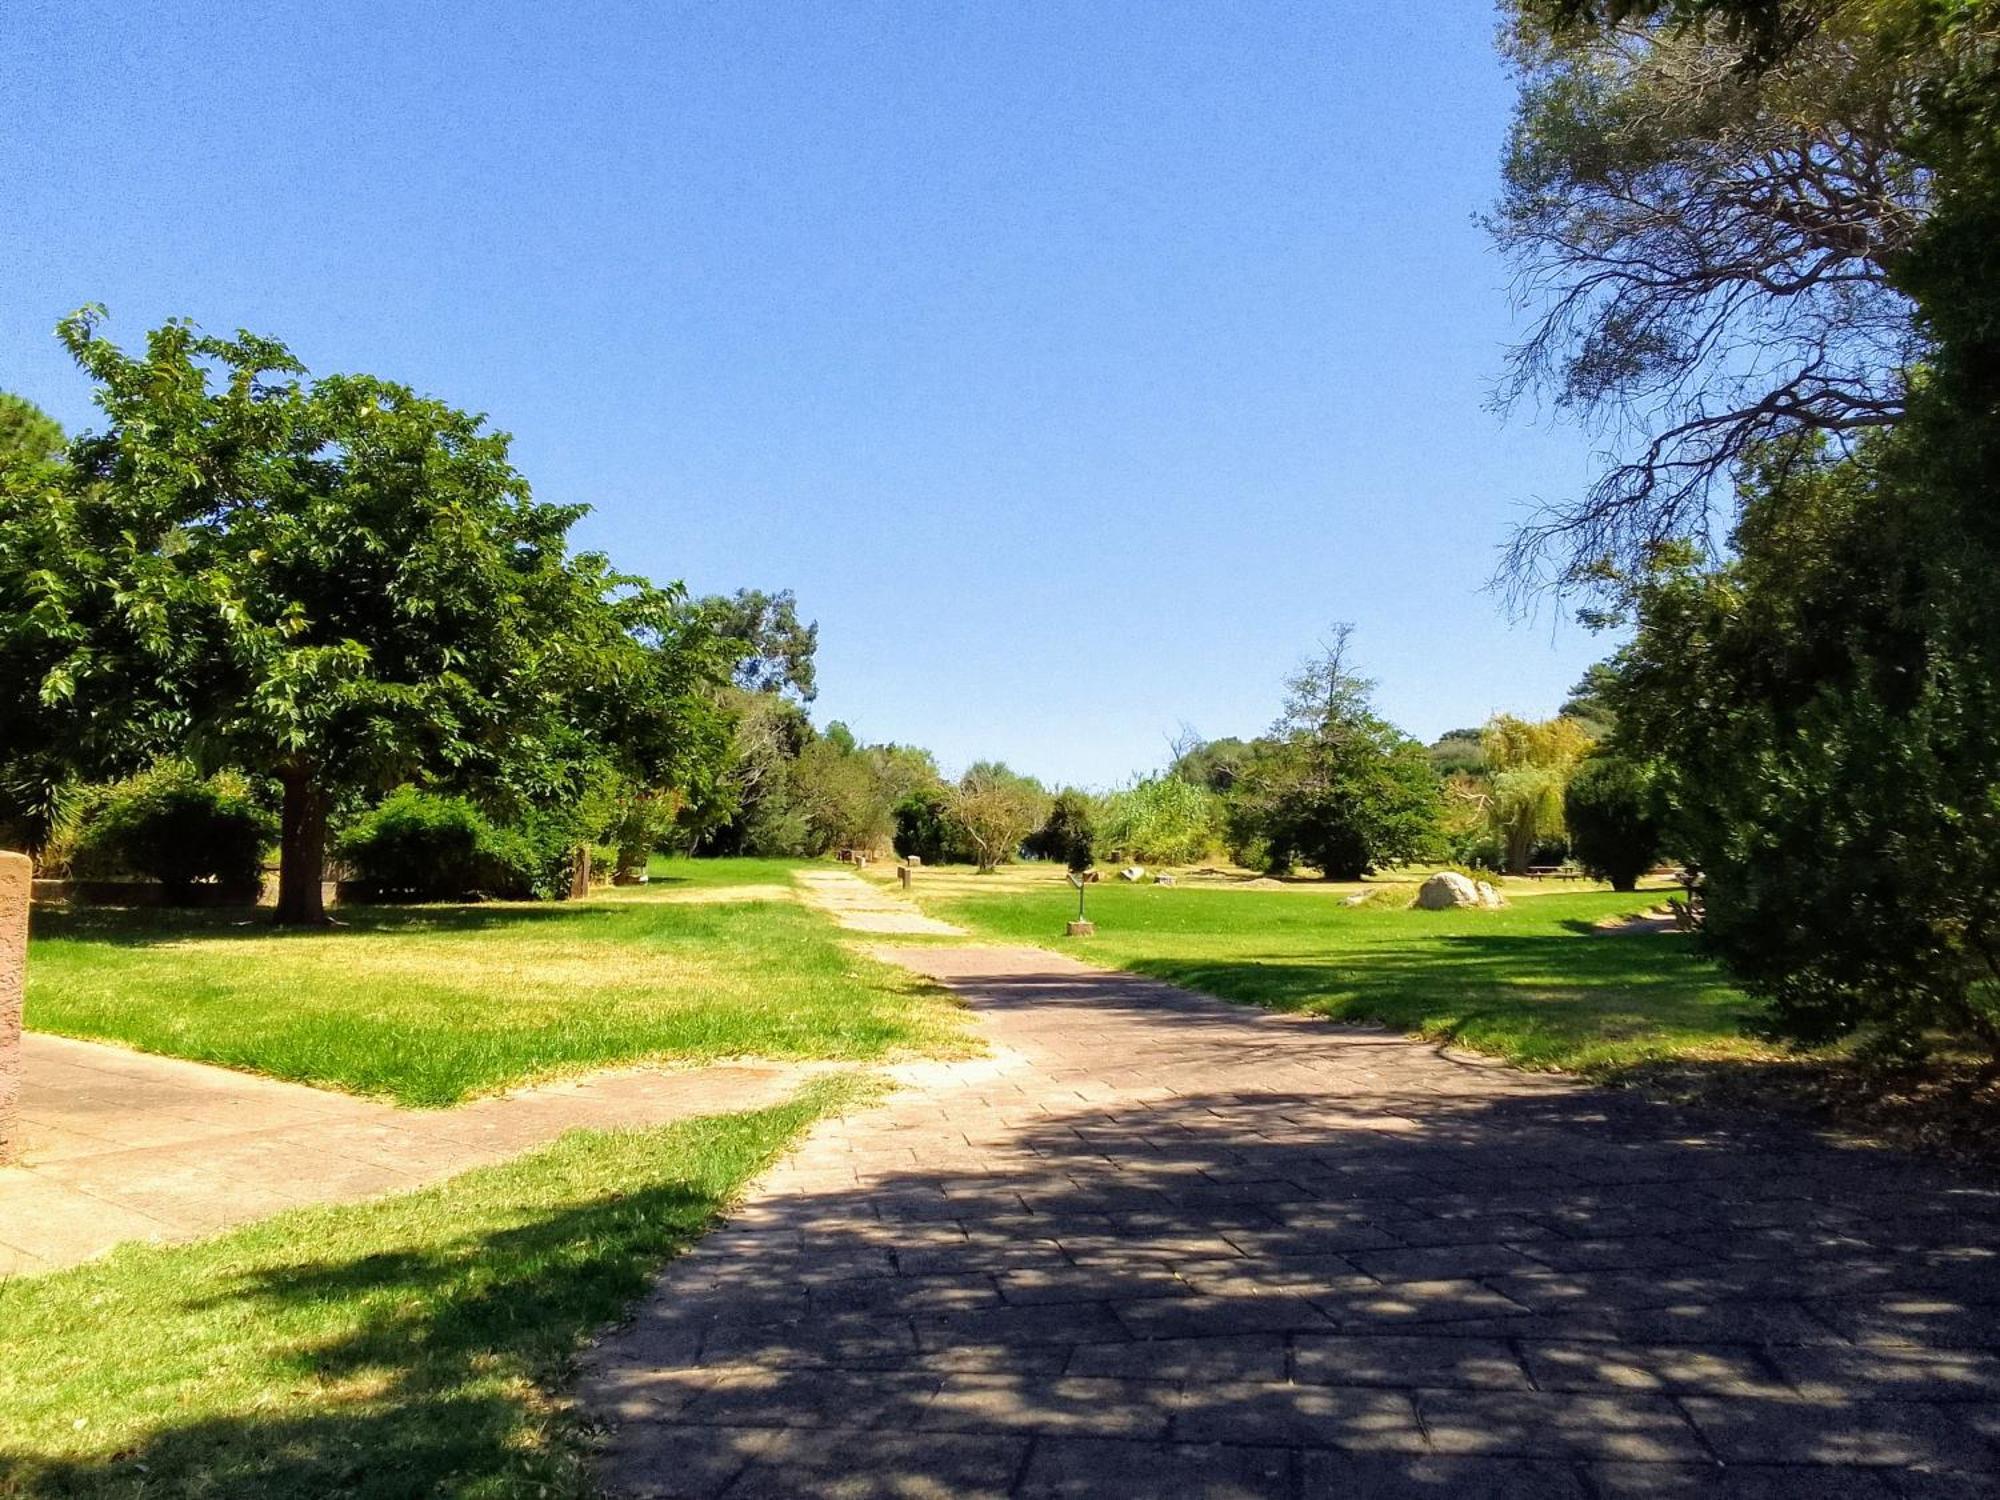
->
[792, 867, 966, 935]
[585, 944, 2000, 1497]
[0, 1033, 831, 1275]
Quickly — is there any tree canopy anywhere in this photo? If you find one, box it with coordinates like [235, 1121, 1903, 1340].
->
[0, 311, 726, 921]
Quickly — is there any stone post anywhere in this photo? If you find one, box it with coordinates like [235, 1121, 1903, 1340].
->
[0, 851, 28, 1166]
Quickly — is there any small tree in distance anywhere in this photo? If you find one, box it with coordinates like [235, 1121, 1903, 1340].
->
[948, 763, 1047, 873]
[1563, 755, 1664, 891]
[1028, 789, 1098, 872]
[1232, 626, 1442, 881]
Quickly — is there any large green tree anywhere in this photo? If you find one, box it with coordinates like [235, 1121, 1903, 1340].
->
[0, 311, 717, 922]
[1546, 0, 2000, 1060]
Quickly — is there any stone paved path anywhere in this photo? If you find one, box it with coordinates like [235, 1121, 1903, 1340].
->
[0, 1033, 832, 1275]
[792, 867, 966, 935]
[585, 944, 2000, 1497]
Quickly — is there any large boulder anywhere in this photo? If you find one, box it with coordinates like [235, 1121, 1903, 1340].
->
[1412, 871, 1505, 911]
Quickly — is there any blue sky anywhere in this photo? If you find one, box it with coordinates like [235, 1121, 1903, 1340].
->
[3, 1, 1609, 787]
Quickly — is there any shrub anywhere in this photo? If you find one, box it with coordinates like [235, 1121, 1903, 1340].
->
[337, 790, 497, 900]
[1098, 777, 1221, 866]
[337, 789, 581, 902]
[1564, 755, 1664, 891]
[893, 787, 956, 864]
[69, 764, 275, 897]
[1026, 789, 1098, 871]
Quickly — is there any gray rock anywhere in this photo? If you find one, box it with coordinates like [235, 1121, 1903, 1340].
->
[1413, 872, 1505, 911]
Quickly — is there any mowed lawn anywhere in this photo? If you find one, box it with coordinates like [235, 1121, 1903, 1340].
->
[26, 859, 969, 1106]
[0, 1078, 863, 1499]
[912, 871, 1770, 1076]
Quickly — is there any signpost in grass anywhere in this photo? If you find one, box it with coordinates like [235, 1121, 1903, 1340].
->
[1066, 871, 1095, 937]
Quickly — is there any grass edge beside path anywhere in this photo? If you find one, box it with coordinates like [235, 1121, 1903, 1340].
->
[899, 869, 2000, 1169]
[0, 1074, 871, 1500]
[24, 858, 972, 1105]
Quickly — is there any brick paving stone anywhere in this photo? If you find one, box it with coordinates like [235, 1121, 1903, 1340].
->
[1678, 1395, 2000, 1470]
[1290, 1333, 1532, 1391]
[1299, 1451, 1589, 1497]
[1014, 1437, 1293, 1498]
[580, 920, 2000, 1496]
[1586, 1462, 1900, 1496]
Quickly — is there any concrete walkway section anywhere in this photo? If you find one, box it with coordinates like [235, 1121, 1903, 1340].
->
[792, 868, 965, 936]
[0, 1033, 831, 1276]
[586, 944, 2000, 1497]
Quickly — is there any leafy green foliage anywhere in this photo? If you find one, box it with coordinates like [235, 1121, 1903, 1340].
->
[1027, 788, 1099, 871]
[0, 392, 62, 467]
[1097, 776, 1222, 866]
[1550, 1, 2000, 1064]
[1227, 628, 1442, 880]
[893, 785, 957, 864]
[1169, 735, 1253, 794]
[947, 762, 1048, 872]
[0, 311, 722, 923]
[1427, 732, 1489, 777]
[702, 587, 819, 701]
[67, 763, 276, 896]
[1611, 438, 2000, 1062]
[337, 788, 527, 902]
[1563, 754, 1665, 891]
[1481, 715, 1596, 872]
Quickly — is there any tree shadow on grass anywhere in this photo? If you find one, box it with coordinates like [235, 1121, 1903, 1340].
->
[1, 1177, 730, 1500]
[29, 899, 627, 950]
[1107, 932, 1754, 1055]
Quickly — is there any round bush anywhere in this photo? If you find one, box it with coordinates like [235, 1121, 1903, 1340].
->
[72, 765, 276, 897]
[337, 789, 581, 901]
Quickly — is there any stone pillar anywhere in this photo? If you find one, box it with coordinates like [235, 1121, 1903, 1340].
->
[0, 851, 28, 1166]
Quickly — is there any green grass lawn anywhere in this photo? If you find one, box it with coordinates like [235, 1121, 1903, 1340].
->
[0, 1077, 861, 1499]
[919, 877, 1772, 1076]
[25, 858, 968, 1106]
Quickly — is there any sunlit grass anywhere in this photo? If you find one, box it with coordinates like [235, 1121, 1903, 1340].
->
[0, 1076, 865, 1499]
[25, 858, 971, 1105]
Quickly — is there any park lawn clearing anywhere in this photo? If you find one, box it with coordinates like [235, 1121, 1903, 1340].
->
[916, 873, 1774, 1077]
[25, 858, 970, 1106]
[0, 1076, 864, 1499]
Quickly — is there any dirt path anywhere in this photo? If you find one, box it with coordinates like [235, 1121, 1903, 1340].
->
[584, 942, 2000, 1496]
[0, 1033, 837, 1275]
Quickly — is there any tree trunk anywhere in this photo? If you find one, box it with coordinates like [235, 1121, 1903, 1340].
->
[276, 769, 331, 926]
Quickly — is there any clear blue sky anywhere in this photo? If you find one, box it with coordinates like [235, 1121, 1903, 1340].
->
[3, 1, 1610, 788]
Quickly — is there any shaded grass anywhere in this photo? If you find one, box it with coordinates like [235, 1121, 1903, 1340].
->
[0, 1076, 865, 1500]
[922, 880, 1770, 1076]
[26, 859, 969, 1105]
